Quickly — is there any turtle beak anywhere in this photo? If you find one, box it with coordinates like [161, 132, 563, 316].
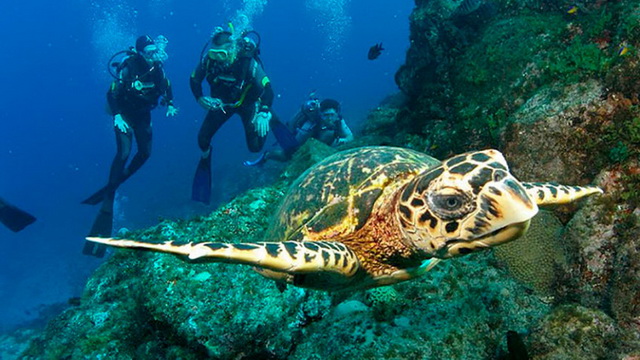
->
[443, 219, 531, 257]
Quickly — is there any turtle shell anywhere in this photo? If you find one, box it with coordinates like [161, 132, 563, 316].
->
[265, 146, 441, 242]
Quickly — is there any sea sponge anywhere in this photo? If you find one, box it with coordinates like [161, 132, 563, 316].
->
[493, 210, 565, 295]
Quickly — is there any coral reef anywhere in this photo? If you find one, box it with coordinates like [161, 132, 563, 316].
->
[493, 210, 566, 296]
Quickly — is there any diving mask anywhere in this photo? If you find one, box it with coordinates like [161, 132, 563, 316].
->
[208, 48, 229, 61]
[154, 35, 168, 51]
[142, 44, 169, 63]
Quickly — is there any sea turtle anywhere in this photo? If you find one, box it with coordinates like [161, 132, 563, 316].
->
[88, 147, 602, 291]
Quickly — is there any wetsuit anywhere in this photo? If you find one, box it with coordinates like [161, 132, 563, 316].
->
[106, 54, 174, 188]
[190, 56, 274, 153]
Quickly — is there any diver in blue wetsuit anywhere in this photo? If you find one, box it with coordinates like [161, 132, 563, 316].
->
[190, 28, 280, 204]
[82, 35, 178, 257]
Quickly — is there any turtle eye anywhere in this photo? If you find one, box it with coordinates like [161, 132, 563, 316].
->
[427, 190, 475, 220]
[433, 195, 463, 211]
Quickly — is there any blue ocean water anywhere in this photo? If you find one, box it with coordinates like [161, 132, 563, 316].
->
[0, 0, 413, 331]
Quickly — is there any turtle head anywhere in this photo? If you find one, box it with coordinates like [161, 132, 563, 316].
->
[397, 149, 538, 259]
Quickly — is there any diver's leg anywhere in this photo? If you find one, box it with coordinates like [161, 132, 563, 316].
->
[197, 110, 229, 153]
[108, 123, 133, 187]
[81, 121, 132, 205]
[192, 110, 229, 204]
[123, 112, 152, 180]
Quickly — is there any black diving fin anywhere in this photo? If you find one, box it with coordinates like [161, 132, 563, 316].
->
[0, 197, 36, 232]
[81, 184, 113, 205]
[191, 149, 212, 205]
[82, 191, 115, 257]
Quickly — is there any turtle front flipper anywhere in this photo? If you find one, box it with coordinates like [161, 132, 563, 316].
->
[86, 237, 361, 286]
[521, 182, 603, 206]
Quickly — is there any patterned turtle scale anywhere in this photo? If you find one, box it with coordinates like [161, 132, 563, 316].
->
[88, 147, 602, 291]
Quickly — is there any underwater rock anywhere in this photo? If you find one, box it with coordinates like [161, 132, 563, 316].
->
[528, 304, 620, 359]
[282, 138, 337, 180]
[555, 166, 640, 327]
[503, 80, 606, 185]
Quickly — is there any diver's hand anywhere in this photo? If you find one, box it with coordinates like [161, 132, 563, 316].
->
[114, 114, 129, 133]
[197, 97, 222, 111]
[252, 111, 272, 137]
[334, 137, 348, 146]
[166, 105, 179, 117]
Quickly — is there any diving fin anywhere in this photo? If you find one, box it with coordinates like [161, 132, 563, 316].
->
[83, 192, 115, 257]
[81, 184, 113, 205]
[270, 119, 299, 155]
[243, 152, 266, 167]
[191, 152, 212, 205]
[0, 197, 36, 232]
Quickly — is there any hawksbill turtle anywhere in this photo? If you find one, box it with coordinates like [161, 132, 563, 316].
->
[88, 147, 602, 291]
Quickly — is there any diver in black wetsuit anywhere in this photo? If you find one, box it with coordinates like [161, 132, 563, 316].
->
[82, 35, 178, 257]
[189, 29, 278, 204]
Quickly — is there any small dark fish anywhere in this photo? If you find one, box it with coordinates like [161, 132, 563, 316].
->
[368, 43, 384, 60]
[506, 331, 530, 360]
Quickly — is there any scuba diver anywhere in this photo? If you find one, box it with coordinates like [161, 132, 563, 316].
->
[0, 197, 36, 233]
[244, 98, 354, 166]
[81, 35, 178, 257]
[190, 27, 281, 204]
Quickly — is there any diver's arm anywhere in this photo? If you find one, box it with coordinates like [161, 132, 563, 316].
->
[336, 119, 354, 144]
[253, 62, 274, 109]
[164, 78, 174, 106]
[106, 82, 122, 116]
[106, 65, 132, 116]
[189, 62, 207, 100]
[260, 83, 274, 109]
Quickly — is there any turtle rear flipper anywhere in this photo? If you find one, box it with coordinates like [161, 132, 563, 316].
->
[86, 237, 361, 285]
[522, 182, 603, 206]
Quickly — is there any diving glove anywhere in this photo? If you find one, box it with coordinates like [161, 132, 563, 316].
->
[114, 114, 129, 133]
[166, 105, 179, 117]
[252, 110, 272, 137]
